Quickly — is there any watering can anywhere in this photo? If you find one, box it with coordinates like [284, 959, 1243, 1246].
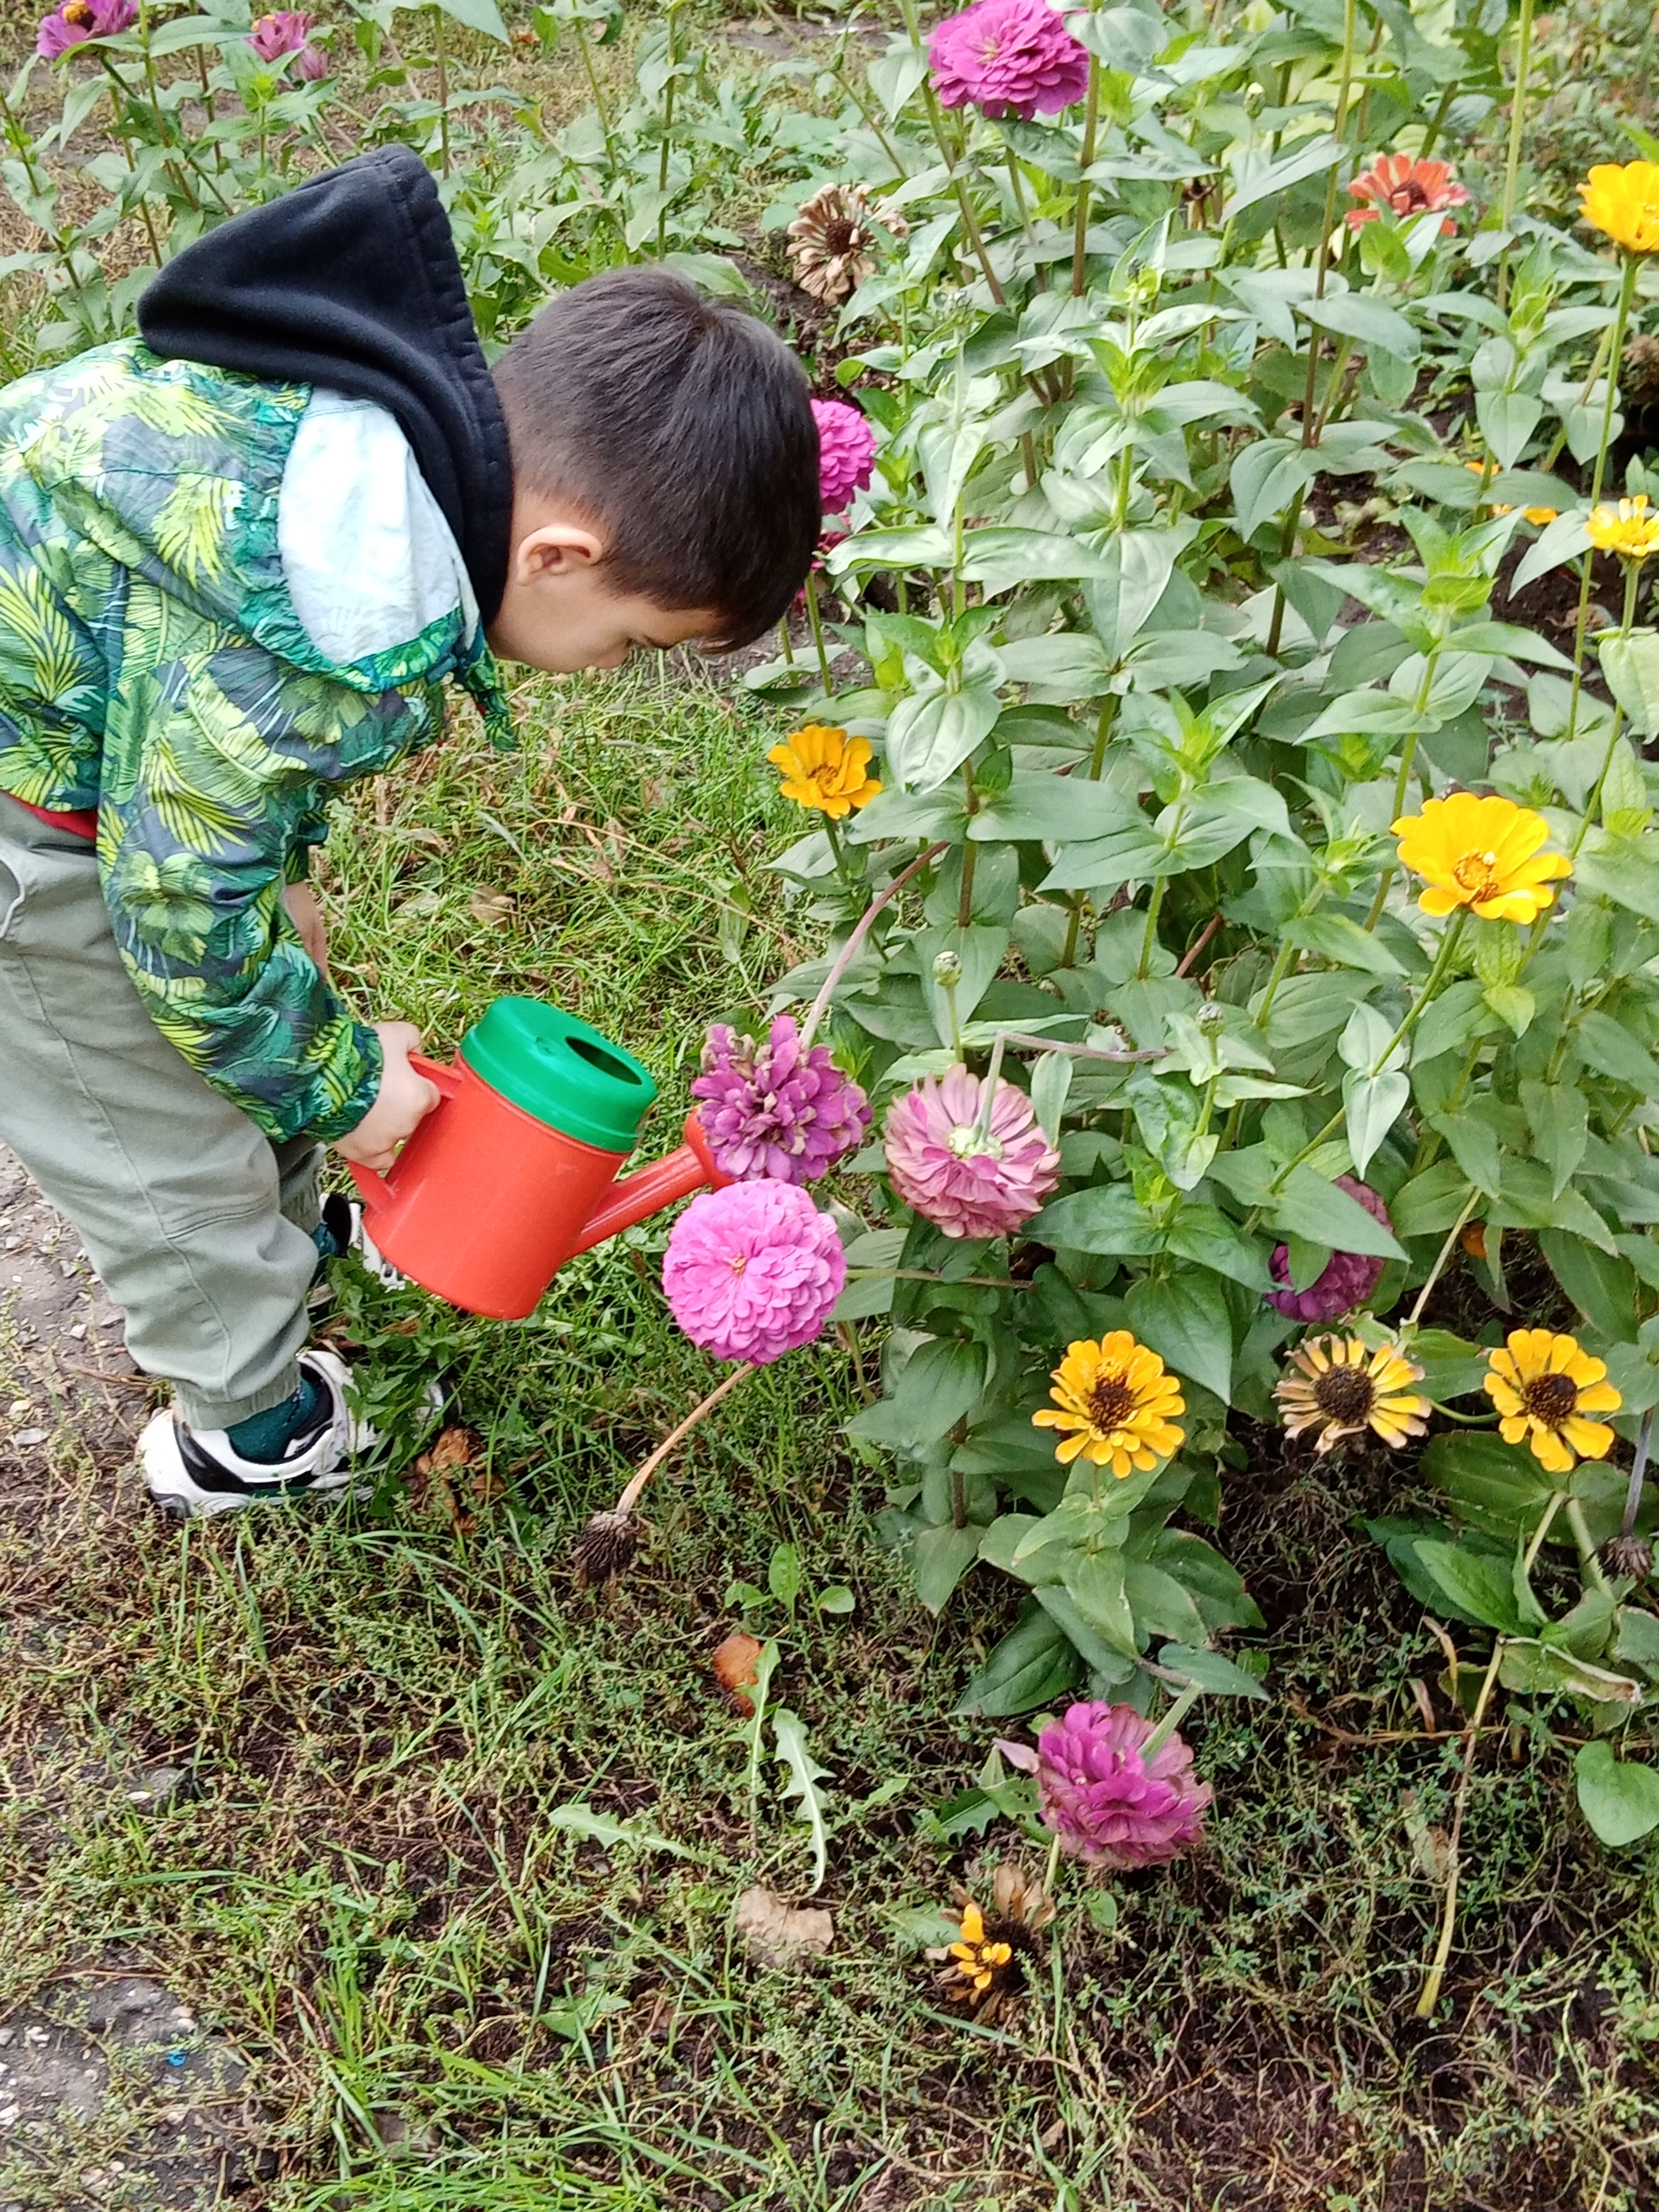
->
[347, 996, 728, 1320]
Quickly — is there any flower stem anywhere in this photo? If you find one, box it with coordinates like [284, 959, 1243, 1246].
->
[1406, 1186, 1481, 1328]
[610, 1364, 755, 1523]
[1565, 252, 1640, 743]
[1071, 55, 1101, 297]
[1620, 1408, 1654, 1542]
[805, 572, 834, 692]
[1495, 0, 1535, 309]
[1570, 555, 1643, 859]
[1414, 1633, 1505, 2018]
[799, 841, 949, 1051]
[1143, 1677, 1203, 1758]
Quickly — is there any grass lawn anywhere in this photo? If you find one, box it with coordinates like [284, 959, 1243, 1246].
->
[0, 663, 1655, 2210]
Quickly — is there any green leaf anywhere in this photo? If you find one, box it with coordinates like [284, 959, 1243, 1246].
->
[1157, 1641, 1270, 1699]
[1224, 131, 1340, 219]
[1033, 1183, 1162, 1258]
[1063, 1549, 1139, 1655]
[1301, 292, 1420, 362]
[431, 0, 509, 38]
[1082, 525, 1192, 663]
[1538, 1230, 1640, 1344]
[1230, 437, 1319, 542]
[954, 1603, 1081, 1716]
[1599, 630, 1659, 739]
[911, 1521, 986, 1614]
[1575, 1741, 1659, 1847]
[772, 1710, 834, 1893]
[1421, 1432, 1557, 1541]
[845, 1337, 986, 1451]
[1572, 1009, 1658, 1093]
[1283, 910, 1407, 977]
[1123, 1559, 1207, 1646]
[1343, 1067, 1410, 1177]
[1166, 1204, 1271, 1291]
[1269, 1166, 1406, 1259]
[1412, 1538, 1526, 1633]
[1152, 1530, 1264, 1630]
[1574, 834, 1659, 924]
[546, 1804, 693, 1857]
[1126, 1269, 1233, 1404]
[969, 770, 1138, 844]
[1410, 1329, 1489, 1402]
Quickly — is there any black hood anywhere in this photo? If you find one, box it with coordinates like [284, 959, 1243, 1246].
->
[138, 146, 513, 624]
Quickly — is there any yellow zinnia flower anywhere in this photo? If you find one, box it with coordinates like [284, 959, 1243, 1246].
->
[1483, 1328, 1623, 1474]
[1276, 1335, 1429, 1454]
[1586, 494, 1659, 562]
[1463, 460, 1557, 527]
[1581, 160, 1659, 254]
[766, 724, 882, 819]
[1032, 1331, 1186, 1477]
[946, 1901, 1015, 1996]
[1391, 792, 1571, 926]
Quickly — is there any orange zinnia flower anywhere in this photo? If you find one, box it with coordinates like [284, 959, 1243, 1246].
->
[1347, 154, 1471, 236]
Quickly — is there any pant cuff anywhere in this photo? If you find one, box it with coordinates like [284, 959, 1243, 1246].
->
[174, 1358, 304, 1436]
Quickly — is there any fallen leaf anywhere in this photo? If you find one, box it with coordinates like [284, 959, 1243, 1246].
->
[407, 1427, 500, 1531]
[468, 890, 516, 925]
[734, 1884, 833, 1967]
[711, 1631, 765, 1715]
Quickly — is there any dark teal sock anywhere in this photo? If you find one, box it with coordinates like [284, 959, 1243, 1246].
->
[224, 1372, 326, 1463]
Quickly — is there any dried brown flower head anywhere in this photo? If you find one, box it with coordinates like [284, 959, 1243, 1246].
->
[787, 183, 908, 305]
[1602, 1533, 1654, 1584]
[572, 1509, 644, 1586]
[925, 1862, 1055, 2024]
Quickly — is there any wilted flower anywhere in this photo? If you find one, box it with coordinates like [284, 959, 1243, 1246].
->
[1602, 1533, 1654, 1583]
[1034, 1702, 1211, 1869]
[928, 0, 1090, 119]
[927, 1863, 1054, 2022]
[787, 183, 907, 306]
[1268, 1176, 1391, 1322]
[36, 0, 133, 56]
[767, 725, 882, 818]
[661, 1180, 845, 1365]
[296, 39, 328, 77]
[692, 1014, 870, 1187]
[884, 1066, 1060, 1239]
[1276, 1334, 1429, 1454]
[1033, 1331, 1186, 1476]
[1587, 493, 1659, 562]
[248, 9, 313, 58]
[811, 398, 877, 517]
[1392, 792, 1571, 926]
[1484, 1328, 1622, 1474]
[1346, 153, 1471, 234]
[1581, 160, 1659, 254]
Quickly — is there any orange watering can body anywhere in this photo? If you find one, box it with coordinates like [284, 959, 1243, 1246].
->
[347, 998, 728, 1320]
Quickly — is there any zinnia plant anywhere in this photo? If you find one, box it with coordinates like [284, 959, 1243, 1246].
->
[1268, 1178, 1393, 1322]
[1032, 1333, 1186, 1476]
[883, 1065, 1060, 1239]
[692, 1015, 870, 1187]
[1392, 793, 1572, 925]
[1276, 1336, 1430, 1455]
[248, 9, 313, 60]
[1483, 1330, 1623, 1473]
[1580, 160, 1659, 255]
[661, 1180, 845, 1365]
[1029, 1702, 1212, 1870]
[927, 0, 1090, 120]
[789, 185, 906, 306]
[767, 724, 882, 818]
[1345, 154, 1471, 233]
[811, 398, 877, 518]
[36, 0, 132, 55]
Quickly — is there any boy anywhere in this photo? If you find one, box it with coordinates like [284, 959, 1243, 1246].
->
[0, 146, 819, 1515]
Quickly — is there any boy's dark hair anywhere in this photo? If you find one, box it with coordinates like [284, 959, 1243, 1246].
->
[493, 269, 820, 650]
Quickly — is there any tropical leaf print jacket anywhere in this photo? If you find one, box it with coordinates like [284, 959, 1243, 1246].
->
[0, 337, 510, 1142]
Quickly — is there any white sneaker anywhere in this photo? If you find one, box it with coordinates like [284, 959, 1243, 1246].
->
[139, 1347, 367, 1519]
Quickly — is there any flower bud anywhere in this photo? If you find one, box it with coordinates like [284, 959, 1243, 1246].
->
[932, 949, 963, 986]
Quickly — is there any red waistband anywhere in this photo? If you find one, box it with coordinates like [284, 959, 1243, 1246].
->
[12, 799, 97, 841]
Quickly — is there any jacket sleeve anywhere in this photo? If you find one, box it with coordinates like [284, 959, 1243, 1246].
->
[96, 642, 442, 1144]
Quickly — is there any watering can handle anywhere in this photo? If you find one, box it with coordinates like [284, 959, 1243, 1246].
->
[345, 1053, 464, 1208]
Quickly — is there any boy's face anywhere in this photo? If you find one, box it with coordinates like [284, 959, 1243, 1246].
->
[485, 499, 717, 674]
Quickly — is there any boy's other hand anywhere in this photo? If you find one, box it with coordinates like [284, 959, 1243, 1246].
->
[282, 881, 329, 973]
[335, 1023, 441, 1173]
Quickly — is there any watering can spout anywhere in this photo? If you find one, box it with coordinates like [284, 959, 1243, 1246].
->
[568, 1115, 728, 1256]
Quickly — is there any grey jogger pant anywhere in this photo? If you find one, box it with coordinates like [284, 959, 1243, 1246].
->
[0, 793, 321, 1430]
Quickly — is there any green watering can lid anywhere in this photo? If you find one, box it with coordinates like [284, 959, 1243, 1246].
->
[460, 996, 657, 1153]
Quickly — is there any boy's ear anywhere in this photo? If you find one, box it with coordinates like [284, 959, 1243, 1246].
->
[512, 522, 608, 583]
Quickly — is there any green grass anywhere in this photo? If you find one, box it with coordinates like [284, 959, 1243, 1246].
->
[6, 679, 1659, 2212]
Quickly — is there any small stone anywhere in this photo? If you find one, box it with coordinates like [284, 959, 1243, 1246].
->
[123, 1765, 189, 1813]
[11, 1430, 46, 1448]
[68, 1323, 85, 1340]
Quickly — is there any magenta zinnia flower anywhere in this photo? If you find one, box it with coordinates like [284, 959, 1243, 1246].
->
[884, 1067, 1059, 1240]
[248, 9, 313, 60]
[1036, 1702, 1211, 1869]
[811, 398, 876, 518]
[663, 1181, 846, 1365]
[692, 1015, 870, 1187]
[928, 0, 1091, 120]
[1267, 1175, 1392, 1322]
[36, 0, 133, 56]
[296, 39, 328, 77]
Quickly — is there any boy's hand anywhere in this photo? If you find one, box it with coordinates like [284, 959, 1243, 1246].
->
[335, 1023, 441, 1173]
[282, 881, 329, 973]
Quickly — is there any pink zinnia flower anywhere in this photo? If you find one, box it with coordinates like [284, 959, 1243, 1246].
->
[663, 1181, 846, 1365]
[692, 1015, 870, 1187]
[928, 0, 1091, 121]
[1267, 1175, 1392, 1322]
[884, 1066, 1059, 1241]
[248, 9, 313, 60]
[1345, 153, 1471, 236]
[811, 399, 876, 518]
[1035, 1702, 1211, 1869]
[36, 0, 133, 57]
[296, 40, 329, 78]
